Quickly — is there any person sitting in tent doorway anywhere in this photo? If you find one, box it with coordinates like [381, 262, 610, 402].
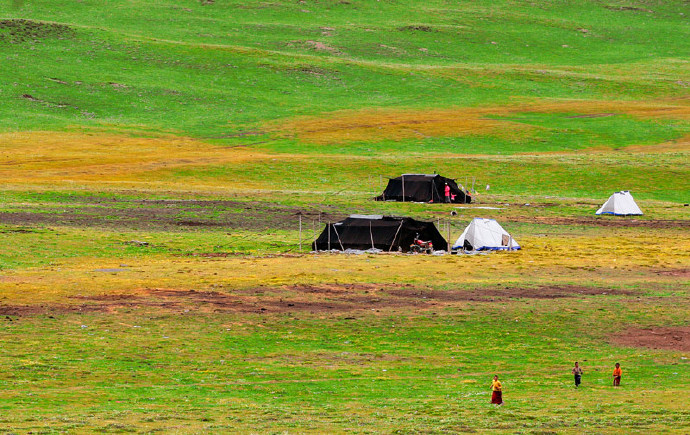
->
[444, 183, 451, 203]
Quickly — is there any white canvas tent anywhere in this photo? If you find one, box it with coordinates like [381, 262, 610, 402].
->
[595, 191, 643, 216]
[452, 218, 520, 251]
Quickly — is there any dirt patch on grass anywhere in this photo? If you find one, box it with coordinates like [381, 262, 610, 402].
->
[304, 40, 340, 53]
[655, 268, 690, 278]
[0, 303, 108, 316]
[0, 284, 634, 317]
[0, 19, 75, 44]
[0, 198, 336, 232]
[613, 327, 690, 351]
[522, 216, 689, 229]
[386, 285, 633, 301]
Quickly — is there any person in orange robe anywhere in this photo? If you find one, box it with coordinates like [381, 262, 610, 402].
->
[491, 375, 503, 405]
[613, 363, 622, 386]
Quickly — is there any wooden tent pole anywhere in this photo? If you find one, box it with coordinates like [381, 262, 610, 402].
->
[298, 213, 302, 252]
[370, 221, 375, 250]
[447, 220, 451, 253]
[327, 221, 331, 250]
[382, 175, 386, 201]
[389, 221, 404, 252]
[402, 175, 405, 203]
[332, 224, 345, 251]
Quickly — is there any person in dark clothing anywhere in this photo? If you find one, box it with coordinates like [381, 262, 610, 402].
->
[572, 362, 583, 388]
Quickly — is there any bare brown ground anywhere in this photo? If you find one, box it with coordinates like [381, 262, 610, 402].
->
[0, 284, 634, 317]
[520, 216, 689, 229]
[656, 268, 690, 278]
[613, 327, 690, 351]
[2, 197, 686, 232]
[0, 198, 335, 231]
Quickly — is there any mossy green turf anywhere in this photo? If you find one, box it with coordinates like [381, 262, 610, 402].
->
[1, 0, 689, 433]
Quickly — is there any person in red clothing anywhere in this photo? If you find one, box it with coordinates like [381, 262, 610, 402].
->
[491, 375, 503, 405]
[444, 183, 451, 203]
[613, 363, 622, 386]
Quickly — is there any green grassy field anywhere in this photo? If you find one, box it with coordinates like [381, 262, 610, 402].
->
[0, 0, 689, 433]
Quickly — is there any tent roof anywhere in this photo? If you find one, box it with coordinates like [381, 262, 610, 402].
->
[395, 174, 454, 181]
[347, 214, 384, 220]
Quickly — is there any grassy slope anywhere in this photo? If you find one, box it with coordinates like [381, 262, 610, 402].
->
[0, 1, 688, 141]
[0, 0, 689, 432]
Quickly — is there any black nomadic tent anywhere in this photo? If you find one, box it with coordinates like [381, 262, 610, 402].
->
[312, 215, 448, 252]
[375, 174, 471, 203]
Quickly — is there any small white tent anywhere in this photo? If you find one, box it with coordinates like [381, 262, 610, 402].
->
[595, 191, 643, 216]
[452, 218, 520, 251]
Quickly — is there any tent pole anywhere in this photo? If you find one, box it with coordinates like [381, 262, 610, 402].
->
[298, 213, 302, 252]
[328, 222, 331, 251]
[332, 224, 345, 251]
[389, 221, 404, 252]
[447, 220, 451, 253]
[402, 175, 405, 203]
[370, 222, 375, 250]
[382, 175, 386, 201]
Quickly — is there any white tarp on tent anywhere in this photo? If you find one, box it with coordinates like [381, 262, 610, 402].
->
[595, 191, 643, 216]
[452, 218, 520, 251]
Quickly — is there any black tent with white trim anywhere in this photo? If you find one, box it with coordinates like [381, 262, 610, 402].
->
[375, 174, 471, 203]
[312, 215, 447, 252]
